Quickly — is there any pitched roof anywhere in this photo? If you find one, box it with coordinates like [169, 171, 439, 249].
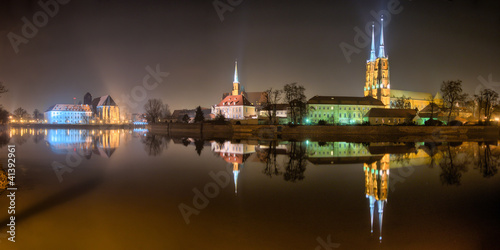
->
[434, 92, 443, 100]
[243, 92, 268, 105]
[92, 95, 117, 107]
[390, 89, 433, 101]
[420, 103, 442, 113]
[365, 108, 417, 118]
[308, 96, 385, 106]
[217, 95, 253, 107]
[45, 104, 92, 112]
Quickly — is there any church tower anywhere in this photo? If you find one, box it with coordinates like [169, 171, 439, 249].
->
[364, 16, 391, 107]
[232, 60, 241, 96]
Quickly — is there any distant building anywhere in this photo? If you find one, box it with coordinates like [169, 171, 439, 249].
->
[307, 96, 385, 125]
[45, 104, 93, 124]
[84, 92, 92, 106]
[91, 95, 120, 123]
[212, 95, 256, 120]
[364, 108, 417, 125]
[171, 108, 212, 122]
[258, 103, 289, 118]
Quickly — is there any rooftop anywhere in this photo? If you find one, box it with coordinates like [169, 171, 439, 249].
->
[308, 96, 385, 106]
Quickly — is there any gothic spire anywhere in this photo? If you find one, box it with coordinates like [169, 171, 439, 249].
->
[370, 22, 376, 61]
[234, 60, 239, 83]
[378, 16, 386, 58]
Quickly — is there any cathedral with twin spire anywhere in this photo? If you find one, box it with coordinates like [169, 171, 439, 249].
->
[364, 18, 391, 107]
[364, 16, 441, 111]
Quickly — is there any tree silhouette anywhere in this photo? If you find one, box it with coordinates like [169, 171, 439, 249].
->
[144, 99, 164, 124]
[141, 133, 168, 156]
[262, 141, 281, 178]
[440, 80, 468, 123]
[439, 144, 468, 185]
[284, 141, 307, 182]
[194, 106, 205, 123]
[194, 139, 204, 156]
[475, 143, 498, 178]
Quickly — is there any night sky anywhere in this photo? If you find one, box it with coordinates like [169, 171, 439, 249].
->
[0, 0, 499, 114]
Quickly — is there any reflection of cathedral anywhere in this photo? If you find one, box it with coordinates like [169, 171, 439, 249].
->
[211, 141, 256, 194]
[364, 155, 389, 241]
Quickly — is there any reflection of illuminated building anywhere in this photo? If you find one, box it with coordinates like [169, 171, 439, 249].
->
[212, 141, 255, 194]
[44, 129, 120, 158]
[46, 129, 93, 155]
[0, 169, 7, 190]
[93, 130, 120, 158]
[305, 141, 381, 165]
[364, 154, 390, 241]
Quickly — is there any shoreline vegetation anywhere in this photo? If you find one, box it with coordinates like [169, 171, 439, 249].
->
[148, 123, 500, 143]
[4, 123, 499, 143]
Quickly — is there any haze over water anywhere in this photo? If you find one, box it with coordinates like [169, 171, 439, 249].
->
[0, 128, 499, 249]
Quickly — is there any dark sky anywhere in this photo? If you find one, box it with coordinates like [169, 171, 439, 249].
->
[0, 0, 499, 114]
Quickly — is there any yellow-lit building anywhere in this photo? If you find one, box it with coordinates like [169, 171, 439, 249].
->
[92, 95, 120, 124]
[364, 17, 443, 111]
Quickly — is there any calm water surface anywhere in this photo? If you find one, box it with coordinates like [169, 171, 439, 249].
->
[0, 128, 499, 250]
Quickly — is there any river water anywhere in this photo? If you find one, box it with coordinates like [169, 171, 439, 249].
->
[0, 128, 498, 249]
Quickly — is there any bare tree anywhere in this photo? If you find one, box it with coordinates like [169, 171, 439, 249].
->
[440, 80, 468, 123]
[13, 107, 28, 119]
[33, 109, 43, 120]
[0, 82, 8, 98]
[144, 99, 163, 124]
[283, 83, 307, 124]
[162, 103, 171, 120]
[480, 89, 498, 124]
[263, 88, 283, 124]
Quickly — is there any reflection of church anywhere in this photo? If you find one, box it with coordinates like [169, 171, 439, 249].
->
[45, 129, 120, 158]
[211, 141, 256, 194]
[364, 154, 389, 241]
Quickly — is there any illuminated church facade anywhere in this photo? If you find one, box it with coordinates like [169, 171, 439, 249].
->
[211, 61, 258, 119]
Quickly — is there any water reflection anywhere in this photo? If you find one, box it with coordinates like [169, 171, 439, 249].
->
[184, 138, 498, 242]
[142, 133, 170, 156]
[7, 128, 147, 159]
[2, 128, 499, 246]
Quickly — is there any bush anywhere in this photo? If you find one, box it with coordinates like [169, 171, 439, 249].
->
[448, 120, 463, 126]
[425, 119, 443, 126]
[317, 120, 327, 125]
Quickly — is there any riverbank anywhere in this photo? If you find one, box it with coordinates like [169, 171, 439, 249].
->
[149, 123, 500, 142]
[7, 123, 143, 129]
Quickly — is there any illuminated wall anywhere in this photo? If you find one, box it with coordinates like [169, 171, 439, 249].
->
[96, 105, 120, 124]
[45, 104, 93, 124]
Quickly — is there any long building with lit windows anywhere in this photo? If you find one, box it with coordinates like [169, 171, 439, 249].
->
[307, 96, 384, 124]
[45, 104, 93, 124]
